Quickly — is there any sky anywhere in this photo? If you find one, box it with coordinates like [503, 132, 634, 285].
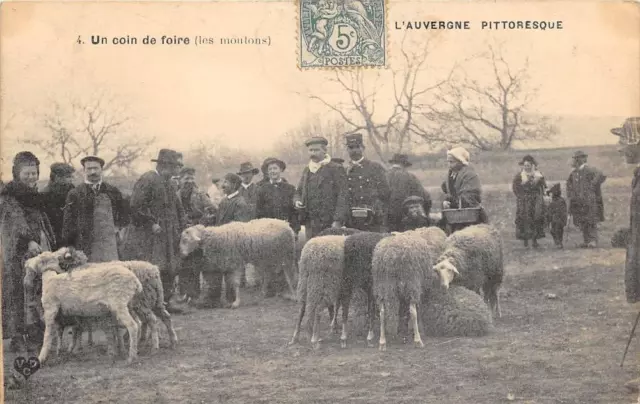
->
[1, 0, 638, 178]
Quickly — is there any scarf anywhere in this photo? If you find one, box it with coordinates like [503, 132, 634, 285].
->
[521, 169, 543, 184]
[0, 180, 45, 210]
[308, 154, 331, 174]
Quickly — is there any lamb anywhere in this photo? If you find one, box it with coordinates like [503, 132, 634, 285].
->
[421, 285, 493, 337]
[180, 218, 297, 308]
[288, 235, 346, 348]
[372, 234, 436, 351]
[432, 224, 504, 319]
[23, 251, 142, 365]
[339, 231, 392, 348]
[56, 247, 178, 353]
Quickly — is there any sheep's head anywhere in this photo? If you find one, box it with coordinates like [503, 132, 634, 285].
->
[53, 246, 89, 271]
[180, 225, 205, 257]
[24, 251, 62, 288]
[433, 259, 459, 289]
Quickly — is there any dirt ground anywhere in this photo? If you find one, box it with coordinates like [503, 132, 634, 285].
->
[3, 178, 639, 404]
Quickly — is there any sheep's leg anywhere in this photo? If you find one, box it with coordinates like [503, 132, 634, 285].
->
[366, 287, 376, 348]
[87, 323, 94, 347]
[327, 304, 336, 332]
[261, 265, 270, 298]
[282, 263, 297, 299]
[146, 311, 160, 352]
[330, 303, 340, 335]
[310, 307, 321, 350]
[114, 307, 139, 364]
[378, 302, 386, 352]
[55, 325, 64, 358]
[156, 307, 178, 349]
[340, 296, 350, 349]
[230, 267, 242, 309]
[68, 325, 81, 354]
[410, 301, 424, 348]
[288, 300, 305, 346]
[39, 309, 60, 365]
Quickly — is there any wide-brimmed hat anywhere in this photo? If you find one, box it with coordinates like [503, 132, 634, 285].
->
[345, 132, 364, 147]
[304, 136, 328, 147]
[572, 150, 588, 159]
[151, 149, 182, 166]
[518, 154, 538, 166]
[261, 157, 286, 173]
[389, 153, 412, 167]
[80, 155, 105, 168]
[237, 162, 259, 176]
[611, 117, 640, 145]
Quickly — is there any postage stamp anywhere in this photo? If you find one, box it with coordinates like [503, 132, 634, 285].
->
[299, 0, 387, 69]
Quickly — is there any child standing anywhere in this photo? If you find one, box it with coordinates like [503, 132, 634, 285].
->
[546, 183, 568, 248]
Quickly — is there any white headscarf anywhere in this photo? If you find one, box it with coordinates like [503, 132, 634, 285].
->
[447, 147, 470, 166]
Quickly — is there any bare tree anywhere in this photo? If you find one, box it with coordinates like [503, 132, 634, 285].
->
[304, 36, 449, 162]
[22, 92, 155, 172]
[182, 141, 255, 185]
[274, 115, 351, 164]
[418, 44, 558, 151]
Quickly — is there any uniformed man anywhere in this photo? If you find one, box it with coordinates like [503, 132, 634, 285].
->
[344, 132, 390, 232]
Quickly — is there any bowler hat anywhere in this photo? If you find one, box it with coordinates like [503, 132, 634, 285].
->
[572, 150, 588, 159]
[345, 132, 363, 146]
[261, 157, 286, 173]
[80, 155, 105, 168]
[518, 154, 538, 166]
[179, 167, 196, 177]
[304, 136, 328, 147]
[50, 162, 75, 177]
[389, 153, 412, 167]
[237, 162, 259, 176]
[151, 149, 182, 165]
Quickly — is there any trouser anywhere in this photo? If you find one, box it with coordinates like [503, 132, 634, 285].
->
[304, 219, 332, 240]
[161, 270, 176, 303]
[580, 222, 598, 244]
[201, 271, 237, 305]
[180, 250, 203, 300]
[550, 223, 564, 245]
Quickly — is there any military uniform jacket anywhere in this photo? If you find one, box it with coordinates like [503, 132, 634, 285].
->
[346, 159, 390, 218]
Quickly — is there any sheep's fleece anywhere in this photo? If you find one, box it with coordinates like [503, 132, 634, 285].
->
[421, 286, 493, 337]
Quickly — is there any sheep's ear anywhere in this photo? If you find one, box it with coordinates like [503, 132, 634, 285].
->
[450, 265, 460, 275]
[192, 234, 201, 242]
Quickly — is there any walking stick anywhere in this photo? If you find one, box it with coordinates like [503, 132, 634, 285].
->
[621, 310, 640, 367]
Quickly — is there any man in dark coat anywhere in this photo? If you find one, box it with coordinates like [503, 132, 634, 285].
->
[42, 162, 76, 248]
[386, 153, 431, 232]
[121, 149, 186, 313]
[256, 157, 300, 234]
[294, 136, 349, 239]
[62, 156, 128, 263]
[566, 150, 606, 248]
[237, 162, 260, 218]
[611, 118, 640, 394]
[343, 132, 390, 232]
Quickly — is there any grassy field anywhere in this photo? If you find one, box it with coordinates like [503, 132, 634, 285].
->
[5, 144, 639, 404]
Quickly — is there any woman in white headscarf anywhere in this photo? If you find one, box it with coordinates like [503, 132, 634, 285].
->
[441, 147, 487, 232]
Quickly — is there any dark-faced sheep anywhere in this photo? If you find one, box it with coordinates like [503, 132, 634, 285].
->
[288, 235, 346, 348]
[372, 234, 436, 351]
[23, 252, 142, 365]
[432, 224, 504, 319]
[180, 218, 297, 308]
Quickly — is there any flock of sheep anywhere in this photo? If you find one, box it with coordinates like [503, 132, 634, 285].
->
[24, 218, 504, 366]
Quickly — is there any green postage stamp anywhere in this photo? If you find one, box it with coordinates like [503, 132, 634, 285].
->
[299, 0, 387, 69]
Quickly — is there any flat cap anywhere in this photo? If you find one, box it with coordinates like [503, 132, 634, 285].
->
[304, 136, 328, 147]
[80, 156, 105, 167]
[345, 132, 363, 146]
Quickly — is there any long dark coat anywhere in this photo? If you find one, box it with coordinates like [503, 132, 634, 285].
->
[512, 171, 547, 240]
[295, 162, 349, 235]
[624, 166, 640, 303]
[121, 171, 186, 274]
[179, 186, 216, 226]
[216, 193, 252, 225]
[441, 164, 483, 208]
[566, 165, 606, 226]
[61, 182, 128, 257]
[41, 181, 75, 249]
[0, 182, 55, 337]
[239, 183, 258, 218]
[345, 159, 390, 230]
[387, 167, 431, 232]
[256, 179, 300, 233]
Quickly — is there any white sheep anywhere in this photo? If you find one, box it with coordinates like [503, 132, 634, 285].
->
[404, 226, 447, 258]
[179, 218, 297, 308]
[23, 252, 142, 365]
[432, 224, 504, 319]
[421, 285, 493, 337]
[288, 235, 346, 348]
[372, 234, 436, 351]
[56, 247, 178, 353]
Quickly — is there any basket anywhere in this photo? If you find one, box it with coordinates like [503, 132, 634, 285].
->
[441, 199, 482, 224]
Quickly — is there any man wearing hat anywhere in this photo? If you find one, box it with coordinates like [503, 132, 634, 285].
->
[566, 150, 606, 248]
[237, 162, 260, 218]
[386, 153, 432, 232]
[343, 132, 390, 232]
[294, 136, 349, 239]
[121, 149, 186, 313]
[613, 118, 640, 395]
[62, 156, 128, 263]
[42, 162, 76, 248]
[398, 195, 431, 232]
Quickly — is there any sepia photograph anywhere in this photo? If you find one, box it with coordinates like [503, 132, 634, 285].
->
[0, 0, 639, 402]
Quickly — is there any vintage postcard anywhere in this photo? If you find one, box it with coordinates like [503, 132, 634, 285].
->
[0, 0, 639, 402]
